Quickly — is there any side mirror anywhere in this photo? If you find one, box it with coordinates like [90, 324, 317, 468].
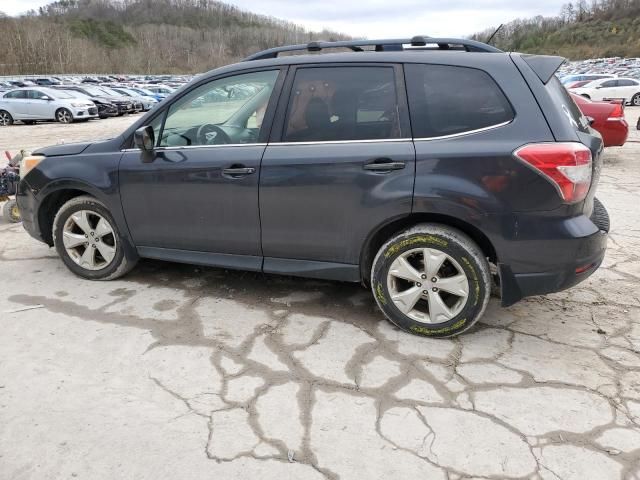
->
[41, 96, 52, 101]
[585, 116, 595, 126]
[134, 125, 155, 151]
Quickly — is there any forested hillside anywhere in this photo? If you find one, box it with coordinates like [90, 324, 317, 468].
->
[472, 0, 640, 59]
[0, 0, 348, 75]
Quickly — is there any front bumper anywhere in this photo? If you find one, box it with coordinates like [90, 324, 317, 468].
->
[498, 202, 609, 306]
[71, 106, 98, 119]
[16, 179, 43, 243]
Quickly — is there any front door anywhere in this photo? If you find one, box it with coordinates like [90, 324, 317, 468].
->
[119, 69, 282, 265]
[259, 65, 415, 277]
[27, 89, 54, 119]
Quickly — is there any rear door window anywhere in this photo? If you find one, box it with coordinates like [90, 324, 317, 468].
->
[282, 66, 402, 142]
[405, 64, 514, 138]
[4, 90, 26, 99]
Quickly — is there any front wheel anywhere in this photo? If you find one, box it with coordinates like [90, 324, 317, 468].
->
[56, 108, 73, 124]
[631, 93, 640, 107]
[371, 224, 491, 338]
[52, 196, 136, 280]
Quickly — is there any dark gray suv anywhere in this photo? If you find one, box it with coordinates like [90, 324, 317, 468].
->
[17, 37, 609, 337]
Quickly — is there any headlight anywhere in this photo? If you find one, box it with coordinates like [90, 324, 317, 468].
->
[71, 102, 84, 107]
[20, 155, 45, 177]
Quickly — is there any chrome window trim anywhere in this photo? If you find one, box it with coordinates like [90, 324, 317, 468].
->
[270, 138, 413, 147]
[413, 120, 512, 142]
[120, 121, 511, 152]
[121, 143, 268, 152]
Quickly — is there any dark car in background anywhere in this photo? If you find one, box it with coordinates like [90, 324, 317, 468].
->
[16, 37, 609, 338]
[52, 85, 135, 115]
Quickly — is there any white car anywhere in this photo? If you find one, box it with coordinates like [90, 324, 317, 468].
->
[571, 77, 640, 106]
[0, 87, 98, 126]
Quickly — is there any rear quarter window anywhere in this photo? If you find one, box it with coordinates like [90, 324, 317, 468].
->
[405, 64, 514, 138]
[546, 76, 590, 133]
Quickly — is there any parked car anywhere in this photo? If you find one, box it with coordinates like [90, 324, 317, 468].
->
[0, 87, 97, 125]
[560, 73, 615, 85]
[59, 89, 119, 119]
[52, 85, 136, 115]
[571, 93, 628, 147]
[143, 85, 174, 98]
[108, 86, 158, 111]
[16, 37, 609, 337]
[128, 86, 164, 102]
[570, 77, 640, 105]
[96, 86, 144, 112]
[34, 77, 61, 86]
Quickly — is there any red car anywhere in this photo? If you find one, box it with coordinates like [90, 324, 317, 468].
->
[571, 93, 628, 147]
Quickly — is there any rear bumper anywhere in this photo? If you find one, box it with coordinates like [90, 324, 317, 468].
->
[498, 201, 609, 306]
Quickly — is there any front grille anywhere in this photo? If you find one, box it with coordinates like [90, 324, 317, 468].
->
[88, 107, 97, 115]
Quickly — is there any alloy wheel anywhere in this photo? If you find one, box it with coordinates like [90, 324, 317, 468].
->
[62, 210, 117, 270]
[57, 110, 72, 123]
[386, 247, 469, 324]
[0, 112, 11, 126]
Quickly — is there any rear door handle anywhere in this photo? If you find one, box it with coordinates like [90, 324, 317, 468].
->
[222, 166, 256, 177]
[363, 159, 405, 171]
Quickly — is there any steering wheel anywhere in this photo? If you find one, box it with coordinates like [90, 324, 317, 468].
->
[196, 124, 232, 145]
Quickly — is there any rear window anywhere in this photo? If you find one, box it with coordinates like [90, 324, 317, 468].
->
[546, 76, 590, 133]
[405, 64, 514, 138]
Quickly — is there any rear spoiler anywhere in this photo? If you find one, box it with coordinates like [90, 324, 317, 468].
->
[519, 54, 566, 84]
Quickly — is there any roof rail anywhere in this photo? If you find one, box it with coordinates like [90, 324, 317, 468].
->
[244, 36, 502, 61]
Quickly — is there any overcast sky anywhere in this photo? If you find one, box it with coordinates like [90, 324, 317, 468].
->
[1, 0, 565, 37]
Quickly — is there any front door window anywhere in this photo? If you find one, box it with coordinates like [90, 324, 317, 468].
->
[159, 70, 279, 147]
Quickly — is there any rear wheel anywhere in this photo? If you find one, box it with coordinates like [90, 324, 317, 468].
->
[371, 224, 491, 337]
[56, 108, 73, 124]
[632, 93, 640, 106]
[0, 110, 13, 126]
[52, 196, 136, 280]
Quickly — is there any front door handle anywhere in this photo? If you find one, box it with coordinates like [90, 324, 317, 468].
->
[363, 159, 405, 171]
[222, 166, 256, 177]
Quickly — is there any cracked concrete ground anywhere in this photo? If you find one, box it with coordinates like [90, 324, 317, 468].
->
[1, 113, 640, 480]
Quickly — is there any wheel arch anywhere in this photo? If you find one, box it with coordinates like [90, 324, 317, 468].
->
[359, 212, 498, 285]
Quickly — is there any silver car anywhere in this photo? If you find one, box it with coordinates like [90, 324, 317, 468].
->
[0, 87, 98, 125]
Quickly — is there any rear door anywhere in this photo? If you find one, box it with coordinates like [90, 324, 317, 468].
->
[3, 90, 29, 117]
[259, 64, 414, 279]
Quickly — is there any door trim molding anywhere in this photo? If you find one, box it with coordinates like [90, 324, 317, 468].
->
[137, 246, 262, 272]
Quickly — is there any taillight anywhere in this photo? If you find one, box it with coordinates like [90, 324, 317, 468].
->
[607, 102, 624, 121]
[513, 143, 592, 203]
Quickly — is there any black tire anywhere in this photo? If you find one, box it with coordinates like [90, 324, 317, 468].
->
[3, 199, 21, 223]
[52, 195, 136, 280]
[0, 110, 13, 126]
[371, 224, 491, 338]
[55, 108, 73, 124]
[632, 93, 640, 107]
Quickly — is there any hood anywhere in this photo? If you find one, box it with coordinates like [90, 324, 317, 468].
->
[34, 142, 91, 157]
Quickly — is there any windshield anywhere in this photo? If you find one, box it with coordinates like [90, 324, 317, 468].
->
[81, 86, 107, 96]
[51, 90, 74, 99]
[133, 88, 154, 95]
[97, 87, 120, 96]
